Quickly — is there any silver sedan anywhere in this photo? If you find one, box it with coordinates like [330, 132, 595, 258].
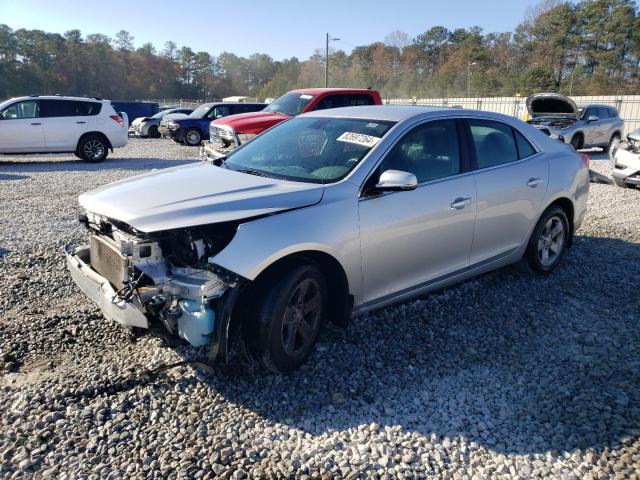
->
[66, 106, 590, 372]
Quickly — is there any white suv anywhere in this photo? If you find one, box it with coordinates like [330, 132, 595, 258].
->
[0, 95, 128, 162]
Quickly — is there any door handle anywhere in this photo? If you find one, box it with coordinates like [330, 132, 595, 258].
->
[450, 197, 472, 210]
[527, 177, 543, 188]
[30, 122, 41, 126]
[76, 121, 86, 124]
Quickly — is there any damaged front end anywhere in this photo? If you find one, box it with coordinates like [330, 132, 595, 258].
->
[65, 211, 246, 361]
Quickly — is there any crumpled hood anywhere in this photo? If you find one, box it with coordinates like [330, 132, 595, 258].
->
[79, 162, 324, 232]
[212, 112, 290, 134]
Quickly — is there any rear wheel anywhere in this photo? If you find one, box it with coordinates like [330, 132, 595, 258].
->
[184, 128, 202, 146]
[523, 206, 569, 275]
[255, 265, 326, 373]
[148, 125, 161, 139]
[570, 133, 583, 151]
[78, 135, 108, 162]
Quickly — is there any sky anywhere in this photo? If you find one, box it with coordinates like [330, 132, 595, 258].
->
[0, 0, 542, 59]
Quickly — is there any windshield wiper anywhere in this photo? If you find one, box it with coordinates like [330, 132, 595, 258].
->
[235, 167, 271, 178]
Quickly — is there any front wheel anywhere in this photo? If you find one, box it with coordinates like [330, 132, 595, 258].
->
[255, 265, 326, 373]
[148, 125, 161, 139]
[523, 206, 570, 275]
[184, 128, 202, 146]
[78, 135, 108, 162]
[570, 133, 583, 151]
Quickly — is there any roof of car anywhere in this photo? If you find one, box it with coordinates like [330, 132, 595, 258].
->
[289, 88, 377, 95]
[581, 104, 617, 109]
[301, 105, 458, 122]
[11, 95, 104, 102]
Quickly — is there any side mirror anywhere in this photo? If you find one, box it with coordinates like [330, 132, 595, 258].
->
[587, 115, 599, 122]
[216, 114, 224, 119]
[375, 169, 418, 191]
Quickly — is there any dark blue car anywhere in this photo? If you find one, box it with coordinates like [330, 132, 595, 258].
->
[159, 102, 265, 146]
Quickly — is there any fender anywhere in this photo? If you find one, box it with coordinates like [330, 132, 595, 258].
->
[210, 181, 365, 305]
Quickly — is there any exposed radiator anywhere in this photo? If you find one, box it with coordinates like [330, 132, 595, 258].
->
[89, 234, 128, 289]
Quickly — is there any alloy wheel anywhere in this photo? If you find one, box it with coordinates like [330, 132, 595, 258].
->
[537, 216, 565, 267]
[281, 278, 322, 356]
[83, 140, 105, 160]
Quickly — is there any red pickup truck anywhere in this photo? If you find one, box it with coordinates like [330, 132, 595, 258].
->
[201, 87, 382, 159]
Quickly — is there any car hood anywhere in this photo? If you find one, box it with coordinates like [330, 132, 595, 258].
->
[78, 162, 324, 232]
[526, 93, 579, 119]
[162, 113, 189, 122]
[212, 111, 290, 134]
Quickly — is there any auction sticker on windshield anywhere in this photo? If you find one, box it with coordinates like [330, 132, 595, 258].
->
[337, 132, 381, 148]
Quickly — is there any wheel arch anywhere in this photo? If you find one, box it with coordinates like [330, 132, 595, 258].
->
[542, 196, 575, 247]
[76, 131, 113, 153]
[230, 249, 352, 350]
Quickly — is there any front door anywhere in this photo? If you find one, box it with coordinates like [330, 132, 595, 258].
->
[466, 119, 548, 264]
[358, 119, 477, 304]
[0, 100, 44, 152]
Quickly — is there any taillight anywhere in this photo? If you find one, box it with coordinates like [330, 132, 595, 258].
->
[580, 153, 590, 168]
[110, 115, 124, 127]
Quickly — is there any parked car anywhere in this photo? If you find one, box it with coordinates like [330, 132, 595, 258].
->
[66, 106, 589, 372]
[160, 102, 266, 146]
[111, 101, 159, 128]
[202, 88, 383, 159]
[609, 128, 640, 188]
[0, 95, 127, 162]
[129, 108, 194, 138]
[523, 93, 623, 151]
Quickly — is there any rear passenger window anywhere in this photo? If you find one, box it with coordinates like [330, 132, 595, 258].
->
[514, 129, 536, 159]
[345, 94, 375, 106]
[40, 100, 76, 117]
[312, 94, 345, 111]
[378, 119, 461, 183]
[469, 120, 518, 169]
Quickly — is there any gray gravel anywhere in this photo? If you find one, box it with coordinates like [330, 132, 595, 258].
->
[1, 140, 639, 479]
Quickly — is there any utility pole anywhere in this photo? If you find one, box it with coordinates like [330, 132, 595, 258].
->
[325, 33, 340, 87]
[467, 61, 477, 98]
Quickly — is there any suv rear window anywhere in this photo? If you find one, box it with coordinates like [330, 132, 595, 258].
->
[345, 94, 375, 106]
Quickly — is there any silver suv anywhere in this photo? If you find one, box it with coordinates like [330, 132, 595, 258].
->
[523, 93, 623, 151]
[66, 106, 590, 372]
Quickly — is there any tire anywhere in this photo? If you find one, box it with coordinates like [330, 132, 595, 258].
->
[78, 135, 108, 163]
[255, 264, 326, 373]
[570, 133, 583, 151]
[613, 176, 634, 188]
[148, 125, 161, 139]
[604, 133, 621, 153]
[522, 206, 570, 275]
[183, 128, 202, 146]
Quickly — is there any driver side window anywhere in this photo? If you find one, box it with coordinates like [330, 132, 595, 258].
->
[377, 119, 461, 183]
[1, 100, 39, 120]
[209, 105, 230, 119]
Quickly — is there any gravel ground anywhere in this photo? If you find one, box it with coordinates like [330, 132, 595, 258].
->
[0, 140, 639, 479]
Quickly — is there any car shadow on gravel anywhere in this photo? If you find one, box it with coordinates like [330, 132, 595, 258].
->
[0, 157, 196, 172]
[193, 234, 640, 456]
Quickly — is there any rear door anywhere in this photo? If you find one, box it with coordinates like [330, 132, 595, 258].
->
[0, 99, 44, 152]
[40, 100, 88, 151]
[467, 119, 548, 265]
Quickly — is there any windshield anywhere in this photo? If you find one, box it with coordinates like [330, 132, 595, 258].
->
[151, 109, 172, 119]
[263, 92, 315, 116]
[189, 104, 212, 118]
[224, 117, 395, 183]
